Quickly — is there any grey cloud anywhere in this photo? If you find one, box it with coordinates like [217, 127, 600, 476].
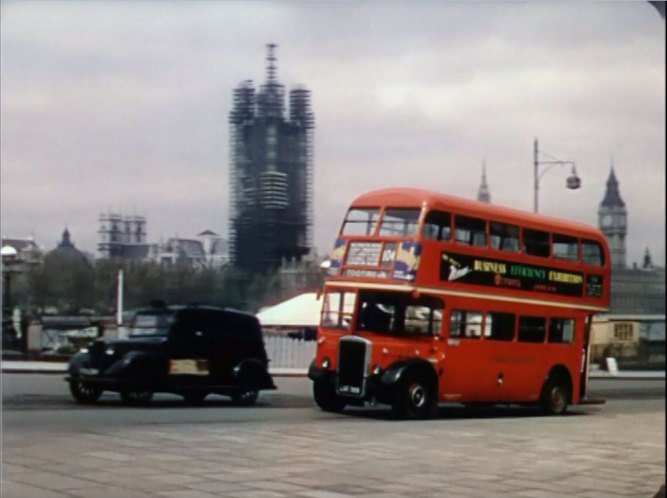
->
[1, 1, 664, 267]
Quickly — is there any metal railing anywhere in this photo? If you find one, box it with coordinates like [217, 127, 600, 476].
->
[263, 335, 316, 370]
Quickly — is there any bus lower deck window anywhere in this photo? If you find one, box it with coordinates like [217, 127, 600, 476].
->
[518, 316, 547, 343]
[548, 318, 576, 343]
[450, 310, 483, 339]
[485, 312, 516, 341]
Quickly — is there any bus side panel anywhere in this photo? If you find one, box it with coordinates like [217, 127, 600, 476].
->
[441, 339, 484, 402]
[477, 339, 521, 403]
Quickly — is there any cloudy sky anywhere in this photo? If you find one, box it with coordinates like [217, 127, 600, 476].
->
[1, 1, 665, 266]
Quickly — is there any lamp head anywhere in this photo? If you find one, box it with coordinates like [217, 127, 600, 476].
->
[566, 166, 581, 190]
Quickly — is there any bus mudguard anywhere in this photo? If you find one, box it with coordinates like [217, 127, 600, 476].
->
[307, 360, 325, 380]
[380, 358, 439, 390]
[544, 364, 574, 402]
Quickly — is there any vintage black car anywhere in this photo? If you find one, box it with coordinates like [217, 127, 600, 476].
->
[66, 304, 276, 405]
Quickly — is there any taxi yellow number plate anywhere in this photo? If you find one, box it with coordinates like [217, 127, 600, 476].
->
[169, 359, 209, 375]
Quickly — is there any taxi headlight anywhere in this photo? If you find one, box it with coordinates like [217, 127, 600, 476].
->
[105, 347, 115, 356]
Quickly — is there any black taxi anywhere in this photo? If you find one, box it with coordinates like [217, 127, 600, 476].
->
[66, 304, 275, 405]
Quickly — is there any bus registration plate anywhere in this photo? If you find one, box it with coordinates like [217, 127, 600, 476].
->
[338, 385, 362, 395]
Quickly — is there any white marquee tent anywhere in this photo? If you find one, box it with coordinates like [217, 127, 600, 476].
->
[256, 292, 322, 328]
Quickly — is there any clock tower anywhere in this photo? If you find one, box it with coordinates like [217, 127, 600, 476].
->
[598, 165, 627, 269]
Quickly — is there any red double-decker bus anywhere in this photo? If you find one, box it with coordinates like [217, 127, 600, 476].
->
[309, 188, 610, 419]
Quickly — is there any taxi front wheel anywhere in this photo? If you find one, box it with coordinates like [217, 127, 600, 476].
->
[69, 380, 102, 404]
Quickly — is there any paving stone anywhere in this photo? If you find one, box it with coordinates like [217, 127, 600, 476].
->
[1, 480, 72, 498]
[2, 399, 664, 498]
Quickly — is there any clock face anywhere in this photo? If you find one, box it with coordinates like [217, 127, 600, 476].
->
[601, 214, 613, 227]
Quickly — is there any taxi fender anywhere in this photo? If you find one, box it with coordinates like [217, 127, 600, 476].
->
[106, 350, 163, 378]
[233, 358, 275, 389]
[67, 351, 91, 376]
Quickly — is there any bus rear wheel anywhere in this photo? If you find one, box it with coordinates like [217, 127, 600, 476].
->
[540, 376, 570, 415]
[313, 379, 346, 413]
[393, 374, 436, 420]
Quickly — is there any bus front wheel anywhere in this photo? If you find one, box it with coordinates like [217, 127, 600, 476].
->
[540, 376, 570, 415]
[393, 374, 436, 420]
[313, 379, 346, 413]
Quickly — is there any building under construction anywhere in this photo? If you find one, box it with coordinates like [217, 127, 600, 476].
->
[228, 44, 314, 274]
[97, 213, 147, 259]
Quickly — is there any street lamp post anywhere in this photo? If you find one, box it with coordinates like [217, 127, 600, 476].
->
[533, 137, 581, 213]
[1, 246, 19, 319]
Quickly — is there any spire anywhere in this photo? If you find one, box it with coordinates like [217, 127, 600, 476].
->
[257, 43, 284, 118]
[59, 227, 74, 249]
[600, 160, 625, 208]
[266, 43, 277, 84]
[643, 247, 653, 269]
[477, 160, 491, 203]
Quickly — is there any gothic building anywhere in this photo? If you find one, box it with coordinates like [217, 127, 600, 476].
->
[474, 163, 664, 315]
[597, 166, 665, 314]
[598, 166, 627, 269]
[228, 44, 314, 274]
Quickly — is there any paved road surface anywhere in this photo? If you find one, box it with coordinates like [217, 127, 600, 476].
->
[2, 374, 664, 498]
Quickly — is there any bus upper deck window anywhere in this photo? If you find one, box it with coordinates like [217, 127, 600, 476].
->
[490, 222, 519, 252]
[582, 240, 604, 266]
[379, 208, 421, 237]
[455, 216, 487, 247]
[553, 233, 579, 261]
[423, 210, 451, 241]
[341, 208, 380, 236]
[523, 229, 550, 258]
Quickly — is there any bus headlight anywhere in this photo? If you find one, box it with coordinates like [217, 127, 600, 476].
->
[322, 357, 331, 369]
[373, 365, 382, 376]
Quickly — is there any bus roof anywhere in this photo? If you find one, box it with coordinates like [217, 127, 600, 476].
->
[350, 187, 604, 240]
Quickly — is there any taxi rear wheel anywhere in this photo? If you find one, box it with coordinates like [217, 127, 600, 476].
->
[69, 379, 102, 404]
[120, 389, 153, 406]
[231, 390, 258, 406]
[182, 391, 208, 405]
